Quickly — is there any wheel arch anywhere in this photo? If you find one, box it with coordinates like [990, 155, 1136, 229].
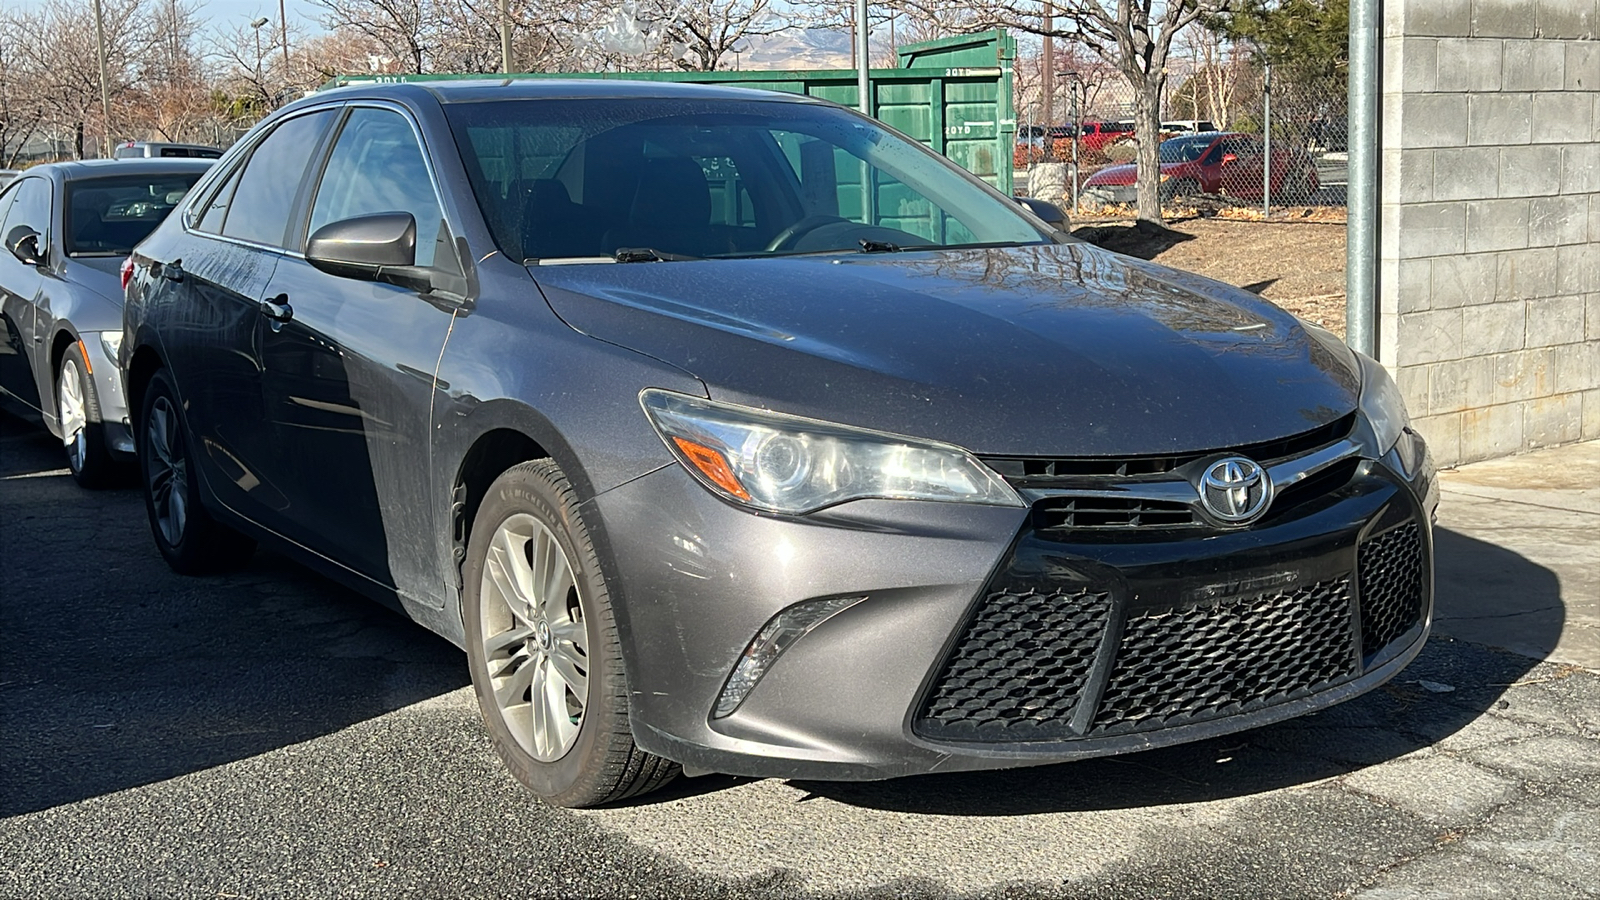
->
[124, 343, 166, 435]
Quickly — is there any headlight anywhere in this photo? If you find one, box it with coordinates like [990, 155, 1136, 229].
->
[98, 332, 123, 369]
[1356, 353, 1410, 455]
[640, 390, 1023, 514]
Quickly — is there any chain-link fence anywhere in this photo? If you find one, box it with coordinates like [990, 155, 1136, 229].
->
[1014, 44, 1347, 218]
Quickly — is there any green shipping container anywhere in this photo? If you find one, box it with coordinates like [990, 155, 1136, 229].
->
[324, 31, 1017, 195]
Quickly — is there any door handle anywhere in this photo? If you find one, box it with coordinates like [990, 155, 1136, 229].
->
[259, 295, 293, 322]
[160, 260, 184, 283]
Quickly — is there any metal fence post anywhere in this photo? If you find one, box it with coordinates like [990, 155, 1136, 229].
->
[1263, 62, 1272, 217]
[1347, 0, 1378, 356]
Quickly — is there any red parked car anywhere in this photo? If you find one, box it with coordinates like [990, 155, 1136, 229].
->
[1082, 132, 1320, 205]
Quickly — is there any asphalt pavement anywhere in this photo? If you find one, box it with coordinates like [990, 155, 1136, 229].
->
[2, 410, 1596, 899]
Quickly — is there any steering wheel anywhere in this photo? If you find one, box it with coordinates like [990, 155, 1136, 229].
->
[764, 215, 850, 252]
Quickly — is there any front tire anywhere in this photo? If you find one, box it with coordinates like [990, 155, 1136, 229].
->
[462, 460, 678, 808]
[56, 349, 118, 489]
[137, 368, 256, 574]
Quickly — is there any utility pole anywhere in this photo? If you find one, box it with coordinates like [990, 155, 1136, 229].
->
[500, 0, 512, 74]
[280, 0, 291, 71]
[92, 0, 112, 157]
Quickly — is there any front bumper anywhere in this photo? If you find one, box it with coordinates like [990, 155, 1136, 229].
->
[80, 332, 135, 457]
[587, 441, 1436, 781]
[1082, 184, 1137, 205]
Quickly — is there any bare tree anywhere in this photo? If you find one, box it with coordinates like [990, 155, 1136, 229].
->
[316, 0, 432, 72]
[4, 0, 159, 158]
[889, 0, 1232, 223]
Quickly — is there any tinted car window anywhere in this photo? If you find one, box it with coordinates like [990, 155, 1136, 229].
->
[309, 107, 445, 267]
[221, 110, 335, 248]
[65, 173, 204, 256]
[196, 162, 245, 233]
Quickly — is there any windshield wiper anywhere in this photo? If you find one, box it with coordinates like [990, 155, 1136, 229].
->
[857, 238, 902, 253]
[614, 247, 701, 263]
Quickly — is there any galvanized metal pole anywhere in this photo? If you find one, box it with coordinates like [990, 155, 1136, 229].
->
[92, 0, 112, 157]
[500, 0, 511, 74]
[1070, 76, 1080, 213]
[1262, 62, 1272, 216]
[856, 0, 870, 114]
[1347, 0, 1378, 356]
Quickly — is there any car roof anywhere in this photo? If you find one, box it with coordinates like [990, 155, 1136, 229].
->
[20, 158, 216, 182]
[121, 141, 217, 149]
[309, 78, 834, 108]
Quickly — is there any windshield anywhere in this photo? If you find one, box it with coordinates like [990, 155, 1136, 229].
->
[64, 173, 203, 256]
[1158, 136, 1216, 164]
[444, 97, 1048, 262]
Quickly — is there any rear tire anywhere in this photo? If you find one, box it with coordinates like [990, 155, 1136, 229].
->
[137, 368, 256, 574]
[1160, 177, 1200, 204]
[462, 459, 678, 808]
[56, 349, 119, 489]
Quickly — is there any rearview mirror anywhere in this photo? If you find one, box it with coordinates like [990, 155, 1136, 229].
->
[6, 225, 44, 266]
[307, 213, 433, 292]
[1017, 197, 1071, 232]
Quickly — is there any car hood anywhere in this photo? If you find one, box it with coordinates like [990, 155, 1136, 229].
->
[530, 243, 1359, 456]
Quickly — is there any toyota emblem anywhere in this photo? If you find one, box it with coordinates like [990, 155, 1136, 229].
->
[1198, 457, 1273, 524]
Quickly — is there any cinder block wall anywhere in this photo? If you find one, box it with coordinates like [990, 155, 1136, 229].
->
[1380, 0, 1599, 467]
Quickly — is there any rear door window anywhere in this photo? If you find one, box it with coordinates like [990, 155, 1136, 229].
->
[220, 110, 336, 248]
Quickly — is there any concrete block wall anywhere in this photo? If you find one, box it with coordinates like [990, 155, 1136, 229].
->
[1380, 0, 1600, 468]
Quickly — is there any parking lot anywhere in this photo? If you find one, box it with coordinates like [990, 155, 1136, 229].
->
[2, 412, 1598, 899]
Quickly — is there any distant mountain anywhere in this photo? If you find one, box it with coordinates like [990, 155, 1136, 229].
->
[738, 27, 854, 70]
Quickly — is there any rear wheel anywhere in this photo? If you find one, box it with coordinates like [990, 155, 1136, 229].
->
[463, 460, 678, 807]
[138, 368, 256, 574]
[56, 349, 118, 489]
[1160, 177, 1200, 204]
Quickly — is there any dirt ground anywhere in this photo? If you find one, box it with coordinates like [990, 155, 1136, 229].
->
[1072, 216, 1350, 337]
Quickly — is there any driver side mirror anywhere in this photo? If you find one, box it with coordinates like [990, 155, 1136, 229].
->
[307, 212, 433, 293]
[1017, 197, 1071, 233]
[6, 225, 44, 266]
[1222, 152, 1239, 164]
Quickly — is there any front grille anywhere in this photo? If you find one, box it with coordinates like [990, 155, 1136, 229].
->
[917, 587, 1112, 741]
[982, 413, 1356, 485]
[1089, 577, 1356, 735]
[1032, 496, 1197, 532]
[1358, 523, 1424, 656]
[914, 575, 1361, 742]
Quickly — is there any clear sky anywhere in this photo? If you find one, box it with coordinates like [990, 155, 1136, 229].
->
[8, 0, 327, 34]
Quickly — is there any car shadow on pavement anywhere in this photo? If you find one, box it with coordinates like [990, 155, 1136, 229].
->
[0, 413, 470, 818]
[782, 527, 1561, 816]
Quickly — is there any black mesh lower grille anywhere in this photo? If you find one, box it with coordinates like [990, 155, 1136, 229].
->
[915, 587, 1112, 741]
[1088, 577, 1355, 735]
[1359, 523, 1424, 656]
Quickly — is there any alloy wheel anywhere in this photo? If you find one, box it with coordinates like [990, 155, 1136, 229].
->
[479, 513, 590, 762]
[58, 360, 88, 473]
[145, 395, 188, 547]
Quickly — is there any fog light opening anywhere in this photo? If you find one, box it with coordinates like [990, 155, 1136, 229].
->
[712, 596, 866, 719]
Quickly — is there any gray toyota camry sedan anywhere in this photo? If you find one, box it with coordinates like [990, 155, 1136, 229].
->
[123, 81, 1435, 807]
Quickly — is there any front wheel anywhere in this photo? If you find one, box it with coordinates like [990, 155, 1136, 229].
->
[462, 460, 678, 807]
[137, 368, 256, 574]
[57, 348, 118, 489]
